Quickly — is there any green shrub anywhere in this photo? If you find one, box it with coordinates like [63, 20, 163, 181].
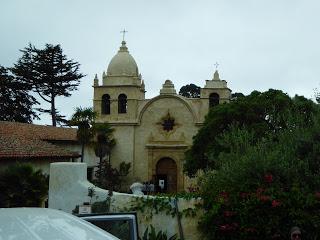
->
[0, 163, 48, 207]
[141, 225, 178, 240]
[199, 121, 320, 239]
[91, 195, 112, 213]
[184, 90, 318, 176]
[94, 160, 131, 192]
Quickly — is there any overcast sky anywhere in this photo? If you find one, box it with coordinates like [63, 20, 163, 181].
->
[1, 0, 320, 125]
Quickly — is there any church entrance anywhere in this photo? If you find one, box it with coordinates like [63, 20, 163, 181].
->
[156, 158, 177, 193]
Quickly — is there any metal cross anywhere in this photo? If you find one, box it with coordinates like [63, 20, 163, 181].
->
[120, 29, 128, 41]
[214, 62, 219, 69]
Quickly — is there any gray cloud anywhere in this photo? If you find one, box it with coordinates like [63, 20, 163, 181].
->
[1, 0, 319, 124]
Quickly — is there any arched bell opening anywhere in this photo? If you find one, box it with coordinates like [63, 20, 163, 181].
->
[209, 92, 220, 107]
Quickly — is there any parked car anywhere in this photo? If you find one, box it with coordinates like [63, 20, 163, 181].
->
[0, 208, 119, 240]
[79, 212, 139, 240]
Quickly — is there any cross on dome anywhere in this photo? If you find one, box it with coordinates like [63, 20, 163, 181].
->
[120, 29, 128, 41]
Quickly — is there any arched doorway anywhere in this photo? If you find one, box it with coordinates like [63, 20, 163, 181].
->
[156, 158, 177, 193]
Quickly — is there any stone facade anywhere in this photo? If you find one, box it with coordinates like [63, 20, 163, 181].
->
[93, 41, 231, 192]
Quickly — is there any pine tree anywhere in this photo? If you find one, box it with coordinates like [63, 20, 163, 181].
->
[12, 43, 85, 126]
[0, 65, 38, 123]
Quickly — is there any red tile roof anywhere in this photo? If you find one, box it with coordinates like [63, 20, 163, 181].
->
[0, 121, 80, 159]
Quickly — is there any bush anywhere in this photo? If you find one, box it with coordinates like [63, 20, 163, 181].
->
[184, 90, 318, 176]
[0, 163, 48, 207]
[199, 120, 320, 239]
[141, 225, 178, 240]
[94, 160, 131, 192]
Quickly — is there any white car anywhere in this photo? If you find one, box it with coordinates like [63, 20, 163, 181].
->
[0, 208, 120, 240]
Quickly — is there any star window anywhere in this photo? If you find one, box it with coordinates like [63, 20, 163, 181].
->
[161, 113, 175, 132]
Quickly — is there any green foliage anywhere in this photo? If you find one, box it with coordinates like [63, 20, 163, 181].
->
[69, 107, 115, 163]
[94, 161, 131, 192]
[178, 84, 200, 98]
[69, 107, 127, 191]
[173, 191, 201, 200]
[69, 107, 97, 162]
[70, 107, 97, 129]
[91, 195, 113, 213]
[93, 122, 116, 163]
[141, 225, 178, 240]
[230, 92, 245, 101]
[70, 107, 97, 143]
[314, 88, 320, 104]
[198, 117, 320, 239]
[129, 196, 177, 220]
[184, 89, 319, 176]
[87, 186, 96, 204]
[0, 65, 39, 122]
[187, 89, 320, 239]
[0, 163, 48, 207]
[12, 43, 84, 126]
[73, 187, 113, 214]
[125, 194, 200, 221]
[119, 161, 131, 176]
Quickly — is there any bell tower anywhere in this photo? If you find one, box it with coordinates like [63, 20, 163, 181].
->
[93, 40, 145, 123]
[199, 69, 231, 121]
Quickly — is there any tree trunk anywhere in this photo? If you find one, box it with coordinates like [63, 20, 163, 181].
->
[51, 95, 56, 126]
[99, 155, 102, 183]
[108, 152, 111, 166]
[81, 142, 85, 163]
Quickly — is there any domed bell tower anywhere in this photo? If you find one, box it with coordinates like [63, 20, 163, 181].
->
[93, 41, 145, 123]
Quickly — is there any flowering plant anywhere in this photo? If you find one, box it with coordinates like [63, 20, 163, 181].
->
[197, 120, 320, 240]
[200, 173, 320, 240]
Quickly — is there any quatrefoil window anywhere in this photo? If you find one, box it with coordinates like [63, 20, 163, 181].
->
[161, 113, 175, 132]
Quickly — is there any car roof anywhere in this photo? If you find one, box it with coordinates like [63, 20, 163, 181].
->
[0, 208, 120, 240]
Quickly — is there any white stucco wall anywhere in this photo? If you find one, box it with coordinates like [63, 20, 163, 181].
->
[48, 162, 201, 240]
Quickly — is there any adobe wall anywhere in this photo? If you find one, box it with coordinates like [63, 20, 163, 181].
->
[48, 162, 202, 240]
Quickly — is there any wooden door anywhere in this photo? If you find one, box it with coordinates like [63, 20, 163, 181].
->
[156, 158, 177, 193]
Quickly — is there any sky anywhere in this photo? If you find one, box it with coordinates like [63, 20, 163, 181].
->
[1, 0, 320, 125]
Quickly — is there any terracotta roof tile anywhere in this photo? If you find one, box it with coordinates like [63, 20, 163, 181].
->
[0, 121, 77, 141]
[0, 121, 80, 159]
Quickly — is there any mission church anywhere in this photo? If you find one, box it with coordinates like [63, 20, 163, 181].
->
[93, 40, 231, 192]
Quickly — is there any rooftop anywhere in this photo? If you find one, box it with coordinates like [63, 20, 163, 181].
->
[0, 121, 80, 159]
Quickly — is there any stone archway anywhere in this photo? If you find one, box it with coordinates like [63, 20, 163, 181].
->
[156, 157, 177, 193]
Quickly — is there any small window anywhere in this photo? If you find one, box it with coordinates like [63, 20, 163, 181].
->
[102, 94, 110, 114]
[209, 93, 220, 107]
[118, 94, 127, 113]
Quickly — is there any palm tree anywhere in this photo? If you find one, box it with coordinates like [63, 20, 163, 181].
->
[93, 123, 116, 186]
[93, 123, 115, 164]
[69, 107, 97, 162]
